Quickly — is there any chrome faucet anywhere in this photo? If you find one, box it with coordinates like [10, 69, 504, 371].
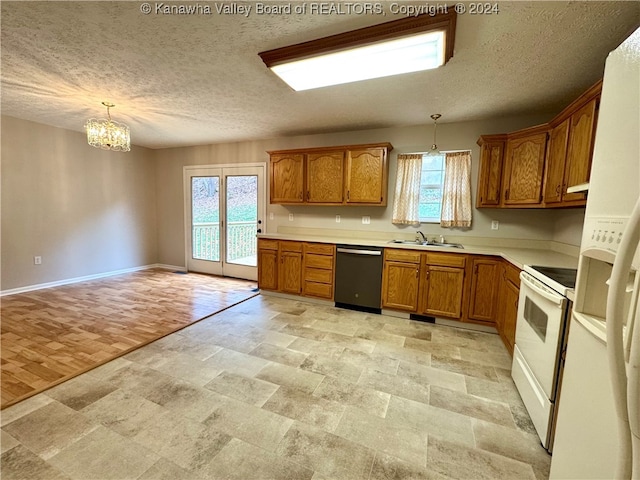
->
[416, 231, 428, 243]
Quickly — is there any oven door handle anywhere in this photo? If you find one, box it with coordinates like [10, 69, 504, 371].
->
[520, 271, 564, 307]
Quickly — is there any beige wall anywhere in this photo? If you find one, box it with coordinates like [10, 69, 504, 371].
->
[154, 113, 585, 268]
[1, 116, 158, 291]
[2, 113, 586, 290]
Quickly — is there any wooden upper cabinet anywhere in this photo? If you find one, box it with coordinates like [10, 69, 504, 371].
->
[563, 97, 598, 202]
[306, 151, 344, 203]
[270, 153, 304, 204]
[269, 143, 392, 206]
[477, 80, 601, 209]
[544, 119, 570, 204]
[345, 147, 388, 205]
[502, 130, 547, 206]
[476, 135, 506, 207]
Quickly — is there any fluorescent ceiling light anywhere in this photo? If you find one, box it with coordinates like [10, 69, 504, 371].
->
[271, 31, 445, 91]
[259, 11, 457, 91]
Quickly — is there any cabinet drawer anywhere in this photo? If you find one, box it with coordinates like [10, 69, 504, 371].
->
[304, 281, 333, 299]
[385, 249, 421, 264]
[425, 252, 466, 267]
[305, 254, 334, 270]
[258, 239, 279, 250]
[304, 243, 335, 256]
[304, 267, 333, 284]
[279, 241, 303, 253]
[504, 261, 521, 287]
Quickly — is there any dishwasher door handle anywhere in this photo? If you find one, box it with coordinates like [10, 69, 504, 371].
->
[336, 248, 382, 256]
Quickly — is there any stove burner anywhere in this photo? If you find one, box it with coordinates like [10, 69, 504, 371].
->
[529, 266, 577, 289]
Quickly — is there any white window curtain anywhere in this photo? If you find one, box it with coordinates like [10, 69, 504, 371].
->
[441, 151, 472, 228]
[392, 153, 423, 226]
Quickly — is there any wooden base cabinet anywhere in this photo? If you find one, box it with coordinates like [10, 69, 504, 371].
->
[258, 239, 336, 300]
[279, 242, 303, 294]
[496, 261, 521, 355]
[419, 253, 466, 319]
[257, 239, 279, 291]
[382, 249, 421, 312]
[303, 243, 336, 300]
[257, 239, 303, 295]
[467, 257, 500, 324]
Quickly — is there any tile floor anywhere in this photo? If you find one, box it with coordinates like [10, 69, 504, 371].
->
[0, 295, 551, 480]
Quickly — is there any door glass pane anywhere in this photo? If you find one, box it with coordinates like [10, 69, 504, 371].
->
[226, 175, 257, 266]
[191, 176, 220, 261]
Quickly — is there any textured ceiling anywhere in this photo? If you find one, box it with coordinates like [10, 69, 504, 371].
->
[1, 1, 639, 149]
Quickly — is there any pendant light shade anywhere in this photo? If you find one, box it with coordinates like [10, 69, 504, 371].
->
[426, 113, 442, 156]
[85, 102, 131, 152]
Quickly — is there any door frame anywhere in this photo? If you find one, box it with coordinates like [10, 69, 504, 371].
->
[183, 163, 266, 280]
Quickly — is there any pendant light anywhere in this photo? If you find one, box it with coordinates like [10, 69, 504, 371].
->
[426, 113, 442, 156]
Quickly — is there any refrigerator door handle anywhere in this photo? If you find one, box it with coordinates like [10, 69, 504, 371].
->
[607, 197, 640, 479]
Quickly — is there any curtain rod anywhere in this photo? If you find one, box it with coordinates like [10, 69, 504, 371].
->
[403, 149, 471, 155]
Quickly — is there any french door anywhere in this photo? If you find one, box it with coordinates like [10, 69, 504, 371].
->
[184, 164, 265, 281]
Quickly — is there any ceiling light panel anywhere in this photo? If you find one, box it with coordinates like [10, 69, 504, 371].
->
[271, 31, 445, 91]
[259, 11, 457, 91]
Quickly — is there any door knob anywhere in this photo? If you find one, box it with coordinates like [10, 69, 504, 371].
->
[257, 229, 262, 233]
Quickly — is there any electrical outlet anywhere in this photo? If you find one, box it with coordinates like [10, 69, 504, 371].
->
[288, 213, 294, 221]
[34, 256, 42, 265]
[269, 212, 274, 220]
[335, 215, 341, 223]
[491, 220, 499, 230]
[362, 216, 370, 225]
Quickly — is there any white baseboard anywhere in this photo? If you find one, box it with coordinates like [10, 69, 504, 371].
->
[1, 263, 187, 297]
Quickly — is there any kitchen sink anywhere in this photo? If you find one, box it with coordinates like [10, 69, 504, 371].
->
[389, 240, 464, 249]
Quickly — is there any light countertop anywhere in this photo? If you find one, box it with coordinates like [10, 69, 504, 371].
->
[258, 233, 579, 271]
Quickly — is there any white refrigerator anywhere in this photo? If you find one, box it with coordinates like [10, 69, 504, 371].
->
[550, 27, 640, 479]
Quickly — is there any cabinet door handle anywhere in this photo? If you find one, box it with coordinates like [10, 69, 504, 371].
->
[416, 269, 419, 278]
[307, 191, 310, 200]
[347, 190, 350, 201]
[505, 189, 510, 200]
[556, 184, 561, 194]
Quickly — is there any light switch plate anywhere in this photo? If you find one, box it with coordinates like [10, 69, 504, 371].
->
[362, 216, 370, 225]
[335, 215, 341, 223]
[288, 213, 294, 221]
[269, 212, 274, 220]
[491, 220, 499, 230]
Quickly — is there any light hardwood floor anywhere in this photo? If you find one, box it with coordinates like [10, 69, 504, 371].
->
[0, 269, 257, 408]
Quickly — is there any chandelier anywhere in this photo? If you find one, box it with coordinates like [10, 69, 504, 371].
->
[85, 102, 130, 152]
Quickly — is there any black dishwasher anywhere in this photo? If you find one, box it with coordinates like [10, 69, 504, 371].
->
[335, 245, 383, 313]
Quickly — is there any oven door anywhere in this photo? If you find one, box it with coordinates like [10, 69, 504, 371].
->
[514, 271, 568, 400]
